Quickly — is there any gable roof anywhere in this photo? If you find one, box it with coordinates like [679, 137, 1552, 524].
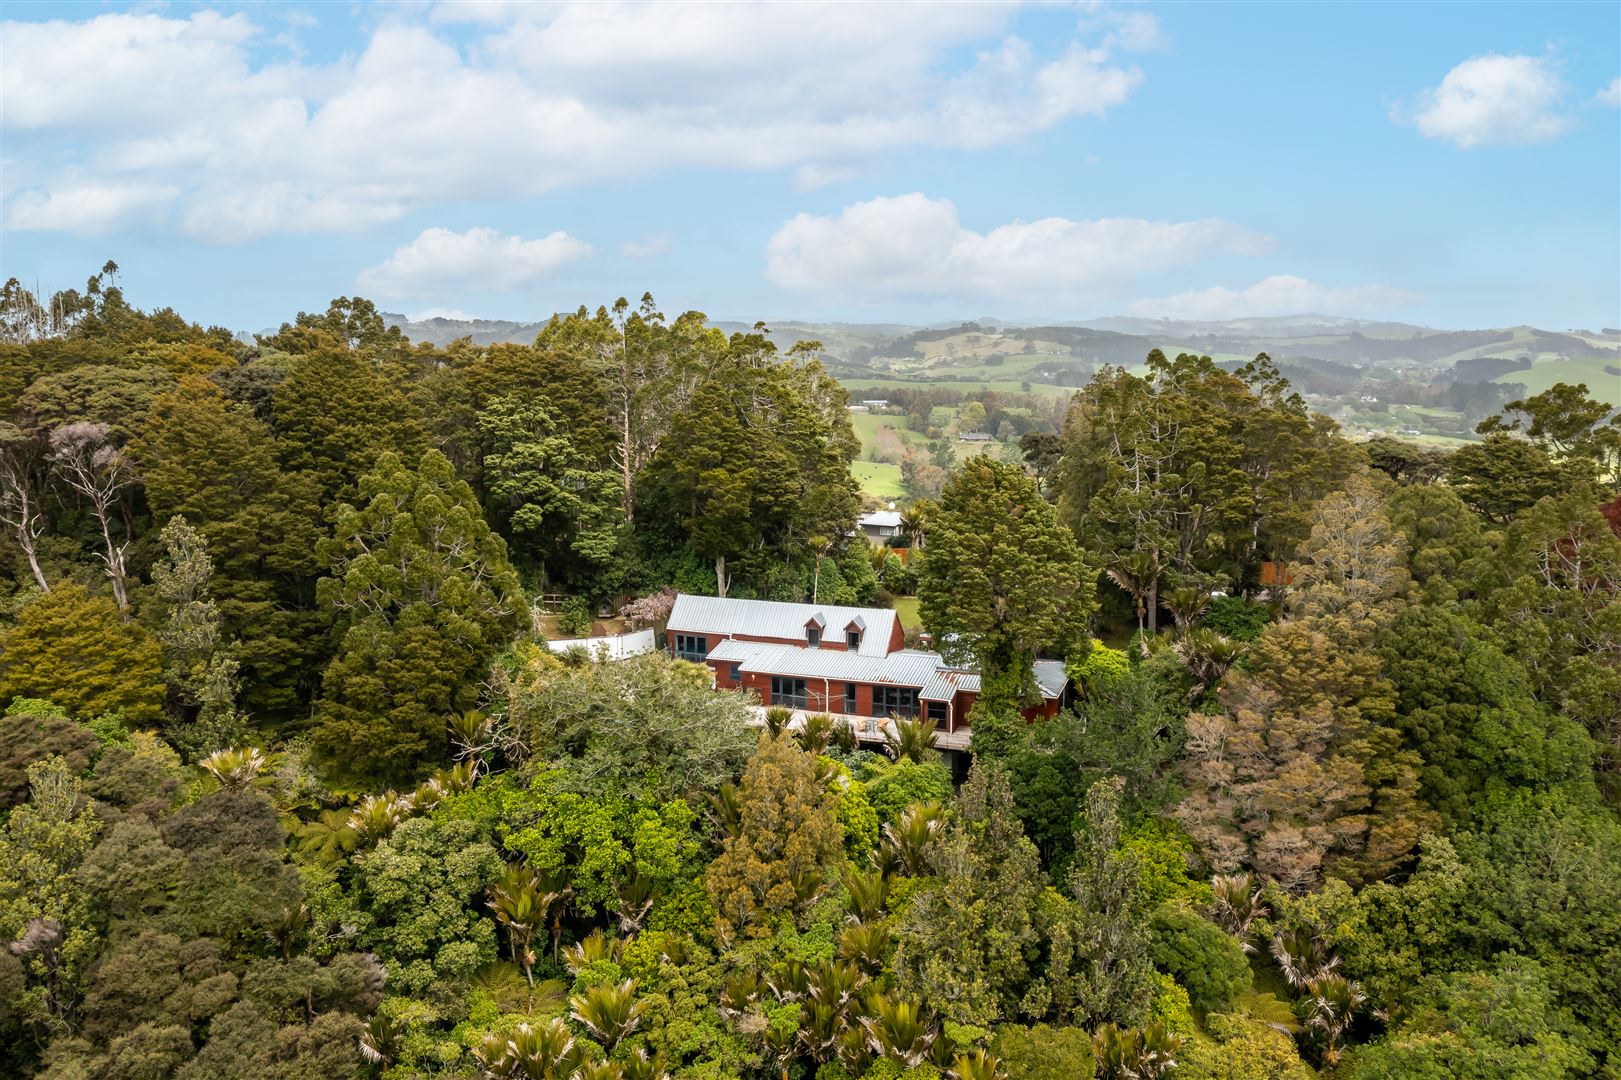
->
[667, 594, 900, 657]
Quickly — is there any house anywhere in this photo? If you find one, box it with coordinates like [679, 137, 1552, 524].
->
[856, 509, 904, 545]
[664, 594, 1069, 754]
[861, 399, 890, 409]
[957, 431, 993, 443]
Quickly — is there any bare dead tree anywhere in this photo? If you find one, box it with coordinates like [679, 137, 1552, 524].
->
[0, 422, 50, 592]
[48, 421, 135, 611]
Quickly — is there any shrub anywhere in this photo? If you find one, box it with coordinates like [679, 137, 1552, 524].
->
[1148, 907, 1251, 1017]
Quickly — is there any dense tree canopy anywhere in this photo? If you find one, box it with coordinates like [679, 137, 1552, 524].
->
[0, 269, 1616, 1080]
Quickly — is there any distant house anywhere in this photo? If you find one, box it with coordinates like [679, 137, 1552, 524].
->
[665, 594, 1069, 754]
[958, 431, 993, 442]
[861, 399, 890, 409]
[856, 509, 903, 545]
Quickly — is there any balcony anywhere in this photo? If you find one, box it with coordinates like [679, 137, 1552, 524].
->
[744, 705, 971, 752]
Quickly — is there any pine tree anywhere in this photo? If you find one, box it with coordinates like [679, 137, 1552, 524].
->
[312, 450, 524, 787]
[920, 457, 1094, 708]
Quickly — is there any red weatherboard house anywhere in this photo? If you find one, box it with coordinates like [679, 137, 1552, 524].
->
[665, 594, 1069, 754]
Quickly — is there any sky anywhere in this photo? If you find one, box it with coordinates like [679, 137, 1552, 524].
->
[2, 1, 1618, 333]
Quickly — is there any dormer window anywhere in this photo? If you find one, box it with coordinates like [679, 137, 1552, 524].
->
[805, 613, 825, 648]
[844, 616, 865, 651]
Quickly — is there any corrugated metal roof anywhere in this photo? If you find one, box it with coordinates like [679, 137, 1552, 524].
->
[858, 510, 903, 528]
[668, 594, 899, 657]
[1033, 660, 1068, 700]
[726, 642, 946, 686]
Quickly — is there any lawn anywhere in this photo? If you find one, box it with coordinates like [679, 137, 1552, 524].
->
[852, 460, 905, 498]
[891, 596, 922, 630]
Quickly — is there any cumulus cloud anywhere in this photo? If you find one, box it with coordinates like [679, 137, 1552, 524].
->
[1, 4, 1153, 240]
[1400, 53, 1571, 147]
[1128, 275, 1421, 320]
[5, 181, 178, 234]
[1596, 77, 1621, 108]
[765, 193, 1270, 301]
[357, 227, 590, 300]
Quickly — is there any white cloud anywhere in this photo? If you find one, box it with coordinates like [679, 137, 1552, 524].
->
[2, 4, 1149, 240]
[1596, 77, 1621, 108]
[357, 226, 591, 299]
[1401, 53, 1571, 147]
[5, 181, 179, 234]
[765, 193, 1271, 300]
[793, 164, 860, 192]
[619, 233, 672, 259]
[1128, 275, 1421, 320]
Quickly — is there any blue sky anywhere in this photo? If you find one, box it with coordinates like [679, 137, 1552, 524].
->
[2, 1, 1617, 332]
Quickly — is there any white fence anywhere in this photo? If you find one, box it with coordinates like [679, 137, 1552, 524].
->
[544, 628, 656, 662]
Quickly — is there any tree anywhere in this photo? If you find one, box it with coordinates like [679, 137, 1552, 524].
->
[1147, 907, 1251, 1017]
[0, 583, 164, 725]
[152, 516, 245, 756]
[312, 450, 524, 787]
[1479, 381, 1619, 487]
[47, 421, 136, 610]
[891, 762, 1047, 1025]
[476, 393, 624, 594]
[493, 650, 754, 802]
[1385, 482, 1492, 604]
[133, 378, 328, 725]
[920, 458, 1094, 708]
[0, 422, 50, 592]
[1044, 778, 1156, 1029]
[706, 734, 844, 939]
[1445, 433, 1568, 523]
[1288, 475, 1408, 633]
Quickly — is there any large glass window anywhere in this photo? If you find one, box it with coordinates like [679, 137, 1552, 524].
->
[927, 700, 948, 722]
[872, 686, 919, 718]
[844, 683, 858, 713]
[673, 633, 708, 662]
[770, 676, 809, 709]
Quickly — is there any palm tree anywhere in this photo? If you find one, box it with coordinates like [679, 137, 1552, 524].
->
[899, 501, 932, 550]
[950, 1049, 1006, 1080]
[879, 801, 947, 877]
[267, 903, 309, 961]
[562, 929, 621, 976]
[449, 708, 495, 761]
[837, 922, 891, 976]
[706, 782, 743, 838]
[1106, 550, 1162, 639]
[884, 715, 939, 763]
[487, 864, 552, 986]
[474, 1016, 582, 1079]
[1092, 1022, 1183, 1080]
[569, 979, 648, 1051]
[576, 1062, 626, 1080]
[1206, 872, 1268, 952]
[199, 746, 267, 789]
[717, 972, 762, 1025]
[1163, 585, 1211, 633]
[618, 1046, 669, 1080]
[1175, 628, 1245, 700]
[841, 868, 890, 923]
[470, 963, 566, 1016]
[1271, 928, 1340, 992]
[797, 712, 835, 754]
[763, 707, 793, 737]
[1304, 974, 1366, 1065]
[859, 993, 938, 1068]
[358, 1013, 401, 1072]
[347, 793, 411, 846]
[830, 717, 858, 753]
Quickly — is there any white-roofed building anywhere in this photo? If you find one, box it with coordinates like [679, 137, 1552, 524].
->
[856, 509, 905, 545]
[665, 593, 1070, 751]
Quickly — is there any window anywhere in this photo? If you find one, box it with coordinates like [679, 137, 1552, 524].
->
[872, 686, 919, 718]
[927, 701, 948, 722]
[806, 626, 822, 647]
[846, 629, 862, 649]
[673, 633, 708, 662]
[728, 663, 742, 683]
[770, 676, 809, 709]
[844, 683, 858, 714]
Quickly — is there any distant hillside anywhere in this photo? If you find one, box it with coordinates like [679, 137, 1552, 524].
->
[379, 310, 1619, 387]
